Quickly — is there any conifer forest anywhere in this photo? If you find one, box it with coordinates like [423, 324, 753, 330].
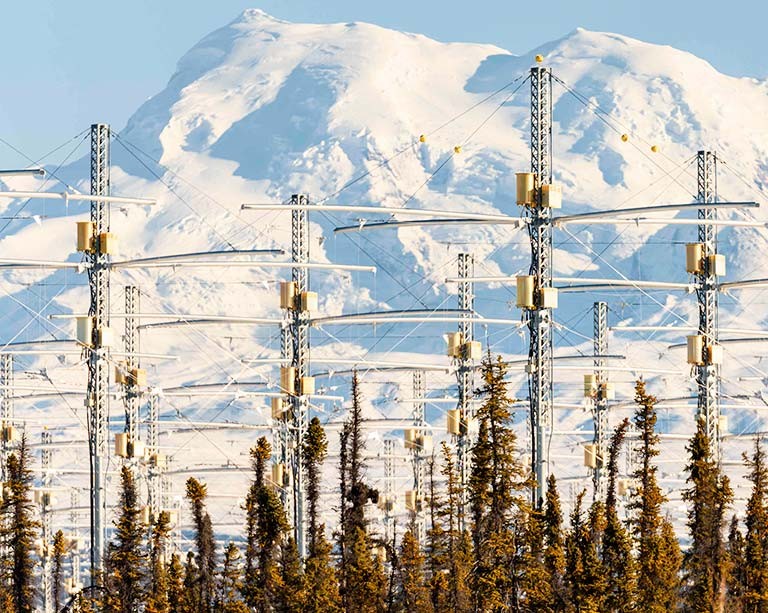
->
[0, 357, 763, 612]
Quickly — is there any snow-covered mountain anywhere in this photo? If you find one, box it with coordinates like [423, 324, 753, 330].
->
[2, 9, 768, 538]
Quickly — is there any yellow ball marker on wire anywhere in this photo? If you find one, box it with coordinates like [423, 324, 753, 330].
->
[454, 145, 462, 154]
[419, 134, 426, 143]
[621, 133, 629, 142]
[535, 54, 544, 63]
[651, 145, 659, 153]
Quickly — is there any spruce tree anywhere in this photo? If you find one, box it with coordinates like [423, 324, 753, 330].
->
[603, 418, 637, 612]
[630, 380, 682, 611]
[682, 418, 732, 613]
[181, 551, 199, 613]
[726, 516, 746, 613]
[543, 474, 567, 611]
[427, 442, 471, 613]
[345, 526, 387, 613]
[302, 417, 341, 612]
[337, 421, 351, 607]
[468, 355, 531, 611]
[167, 553, 185, 613]
[304, 534, 342, 613]
[519, 507, 553, 613]
[51, 530, 67, 613]
[425, 454, 448, 613]
[217, 543, 249, 613]
[242, 437, 289, 611]
[394, 527, 432, 612]
[343, 373, 379, 533]
[339, 373, 385, 613]
[146, 511, 172, 613]
[658, 518, 683, 611]
[303, 416, 327, 554]
[0, 436, 39, 613]
[275, 537, 305, 612]
[185, 477, 217, 613]
[565, 491, 606, 612]
[742, 438, 768, 612]
[104, 466, 146, 613]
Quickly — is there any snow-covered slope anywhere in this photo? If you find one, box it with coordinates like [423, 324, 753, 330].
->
[2, 9, 768, 537]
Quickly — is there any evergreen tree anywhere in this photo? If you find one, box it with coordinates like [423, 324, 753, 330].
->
[181, 551, 199, 613]
[244, 437, 267, 602]
[301, 415, 341, 611]
[337, 421, 351, 607]
[167, 553, 185, 613]
[303, 416, 327, 554]
[726, 516, 746, 613]
[742, 438, 768, 612]
[185, 477, 217, 613]
[344, 526, 387, 613]
[564, 492, 606, 612]
[630, 380, 681, 611]
[304, 533, 342, 613]
[102, 467, 147, 613]
[275, 537, 305, 612]
[51, 530, 67, 613]
[339, 373, 385, 613]
[394, 527, 432, 612]
[658, 517, 683, 611]
[543, 474, 567, 611]
[217, 543, 249, 613]
[519, 507, 553, 613]
[0, 436, 39, 613]
[682, 418, 732, 613]
[468, 355, 531, 611]
[146, 511, 172, 613]
[242, 437, 289, 611]
[602, 419, 636, 612]
[426, 443, 471, 613]
[343, 373, 379, 533]
[425, 454, 448, 613]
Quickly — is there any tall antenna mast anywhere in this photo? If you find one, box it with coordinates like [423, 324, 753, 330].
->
[410, 370, 427, 543]
[592, 301, 609, 499]
[123, 286, 142, 456]
[456, 252, 476, 528]
[86, 123, 111, 575]
[383, 438, 395, 545]
[288, 194, 312, 557]
[41, 428, 53, 613]
[70, 489, 82, 592]
[147, 393, 162, 518]
[525, 63, 555, 507]
[1, 353, 13, 482]
[694, 150, 721, 456]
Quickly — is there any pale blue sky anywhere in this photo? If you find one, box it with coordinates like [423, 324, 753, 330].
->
[0, 0, 765, 168]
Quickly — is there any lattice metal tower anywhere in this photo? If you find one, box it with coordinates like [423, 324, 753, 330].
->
[285, 193, 311, 557]
[123, 286, 141, 449]
[592, 301, 609, 499]
[383, 438, 395, 545]
[411, 370, 427, 542]
[455, 253, 475, 528]
[525, 66, 554, 507]
[86, 123, 111, 574]
[41, 429, 53, 613]
[70, 489, 81, 591]
[695, 150, 720, 457]
[277, 323, 291, 510]
[147, 393, 162, 518]
[0, 353, 13, 482]
[160, 463, 180, 551]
